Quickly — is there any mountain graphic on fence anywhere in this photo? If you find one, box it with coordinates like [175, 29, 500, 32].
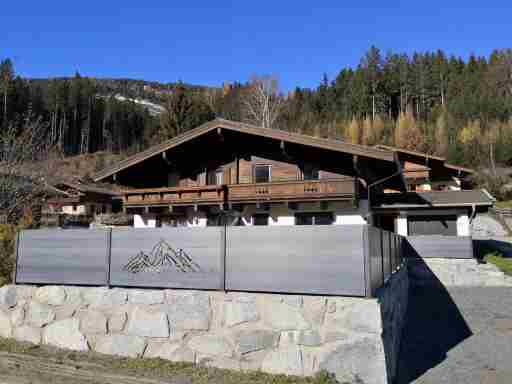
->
[122, 240, 202, 274]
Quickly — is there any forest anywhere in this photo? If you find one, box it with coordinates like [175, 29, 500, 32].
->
[1, 46, 512, 171]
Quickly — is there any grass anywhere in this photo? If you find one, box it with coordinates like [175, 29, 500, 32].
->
[485, 252, 512, 276]
[0, 337, 342, 384]
[495, 200, 512, 209]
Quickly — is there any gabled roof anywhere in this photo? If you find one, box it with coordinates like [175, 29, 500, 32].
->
[93, 118, 395, 182]
[48, 180, 120, 197]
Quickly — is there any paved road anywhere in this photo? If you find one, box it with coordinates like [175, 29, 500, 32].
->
[397, 285, 512, 384]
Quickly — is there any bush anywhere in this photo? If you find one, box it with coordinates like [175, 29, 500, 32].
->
[0, 224, 16, 286]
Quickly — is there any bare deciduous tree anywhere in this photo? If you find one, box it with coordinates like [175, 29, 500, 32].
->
[0, 111, 53, 222]
[243, 75, 283, 129]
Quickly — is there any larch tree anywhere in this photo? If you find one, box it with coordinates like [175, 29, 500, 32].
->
[394, 111, 424, 151]
[434, 109, 449, 156]
[346, 117, 360, 144]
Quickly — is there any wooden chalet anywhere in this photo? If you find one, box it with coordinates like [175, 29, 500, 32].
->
[92, 118, 492, 235]
[45, 181, 119, 217]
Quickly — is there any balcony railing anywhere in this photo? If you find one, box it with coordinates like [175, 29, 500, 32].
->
[121, 178, 356, 207]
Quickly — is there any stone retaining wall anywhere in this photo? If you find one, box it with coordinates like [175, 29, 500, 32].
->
[408, 258, 512, 287]
[0, 269, 408, 384]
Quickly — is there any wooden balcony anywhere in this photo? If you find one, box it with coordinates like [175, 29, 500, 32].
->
[121, 178, 357, 208]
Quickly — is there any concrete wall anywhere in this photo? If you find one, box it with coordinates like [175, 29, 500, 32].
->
[0, 278, 408, 384]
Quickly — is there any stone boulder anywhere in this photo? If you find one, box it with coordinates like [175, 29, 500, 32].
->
[188, 335, 233, 358]
[10, 306, 25, 327]
[223, 294, 259, 327]
[126, 307, 169, 338]
[27, 301, 55, 327]
[0, 285, 16, 308]
[79, 310, 107, 334]
[43, 318, 88, 351]
[35, 286, 66, 305]
[95, 335, 146, 358]
[108, 311, 127, 333]
[234, 329, 278, 354]
[165, 292, 210, 331]
[261, 345, 304, 376]
[82, 288, 127, 308]
[323, 298, 382, 335]
[318, 336, 387, 384]
[0, 310, 12, 338]
[263, 297, 310, 331]
[128, 290, 164, 305]
[13, 326, 41, 344]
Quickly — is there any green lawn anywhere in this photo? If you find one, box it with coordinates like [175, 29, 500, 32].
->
[485, 252, 512, 276]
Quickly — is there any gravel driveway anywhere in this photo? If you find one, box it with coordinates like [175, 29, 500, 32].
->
[397, 284, 512, 384]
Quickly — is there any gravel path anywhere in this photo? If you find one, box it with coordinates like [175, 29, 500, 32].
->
[397, 285, 512, 384]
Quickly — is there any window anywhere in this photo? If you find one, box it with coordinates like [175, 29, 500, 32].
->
[254, 165, 271, 183]
[303, 164, 320, 180]
[253, 214, 269, 226]
[207, 169, 223, 185]
[295, 212, 334, 226]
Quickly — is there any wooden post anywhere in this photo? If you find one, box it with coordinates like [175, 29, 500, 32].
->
[235, 156, 240, 184]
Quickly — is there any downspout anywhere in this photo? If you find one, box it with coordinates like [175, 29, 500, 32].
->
[469, 203, 476, 224]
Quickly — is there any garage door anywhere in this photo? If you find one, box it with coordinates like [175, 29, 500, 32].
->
[408, 215, 457, 236]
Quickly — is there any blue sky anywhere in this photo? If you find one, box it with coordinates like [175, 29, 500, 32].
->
[1, 1, 511, 91]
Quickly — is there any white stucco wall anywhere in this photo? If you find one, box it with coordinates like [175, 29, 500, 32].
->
[396, 216, 408, 236]
[334, 215, 366, 225]
[61, 205, 87, 215]
[133, 214, 157, 228]
[268, 215, 295, 226]
[456, 214, 470, 236]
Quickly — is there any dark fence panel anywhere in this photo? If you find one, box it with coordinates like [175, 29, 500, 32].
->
[382, 231, 391, 280]
[109, 227, 223, 289]
[226, 226, 366, 296]
[366, 226, 384, 295]
[404, 236, 473, 259]
[15, 225, 407, 297]
[16, 229, 109, 285]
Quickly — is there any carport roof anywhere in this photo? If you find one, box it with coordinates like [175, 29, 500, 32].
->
[373, 189, 495, 209]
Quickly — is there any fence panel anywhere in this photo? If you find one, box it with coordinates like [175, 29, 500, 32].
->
[226, 225, 366, 296]
[404, 236, 473, 259]
[382, 231, 391, 281]
[109, 227, 223, 289]
[16, 229, 109, 285]
[366, 226, 384, 295]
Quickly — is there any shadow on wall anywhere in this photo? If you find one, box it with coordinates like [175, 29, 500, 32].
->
[473, 239, 512, 259]
[397, 258, 472, 384]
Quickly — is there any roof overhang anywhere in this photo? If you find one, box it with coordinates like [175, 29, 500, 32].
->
[93, 118, 400, 186]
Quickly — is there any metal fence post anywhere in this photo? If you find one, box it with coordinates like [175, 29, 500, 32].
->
[363, 226, 372, 298]
[12, 231, 20, 284]
[220, 225, 227, 292]
[380, 230, 384, 286]
[106, 228, 112, 288]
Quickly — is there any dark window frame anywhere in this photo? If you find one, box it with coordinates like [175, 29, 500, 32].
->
[253, 164, 272, 183]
